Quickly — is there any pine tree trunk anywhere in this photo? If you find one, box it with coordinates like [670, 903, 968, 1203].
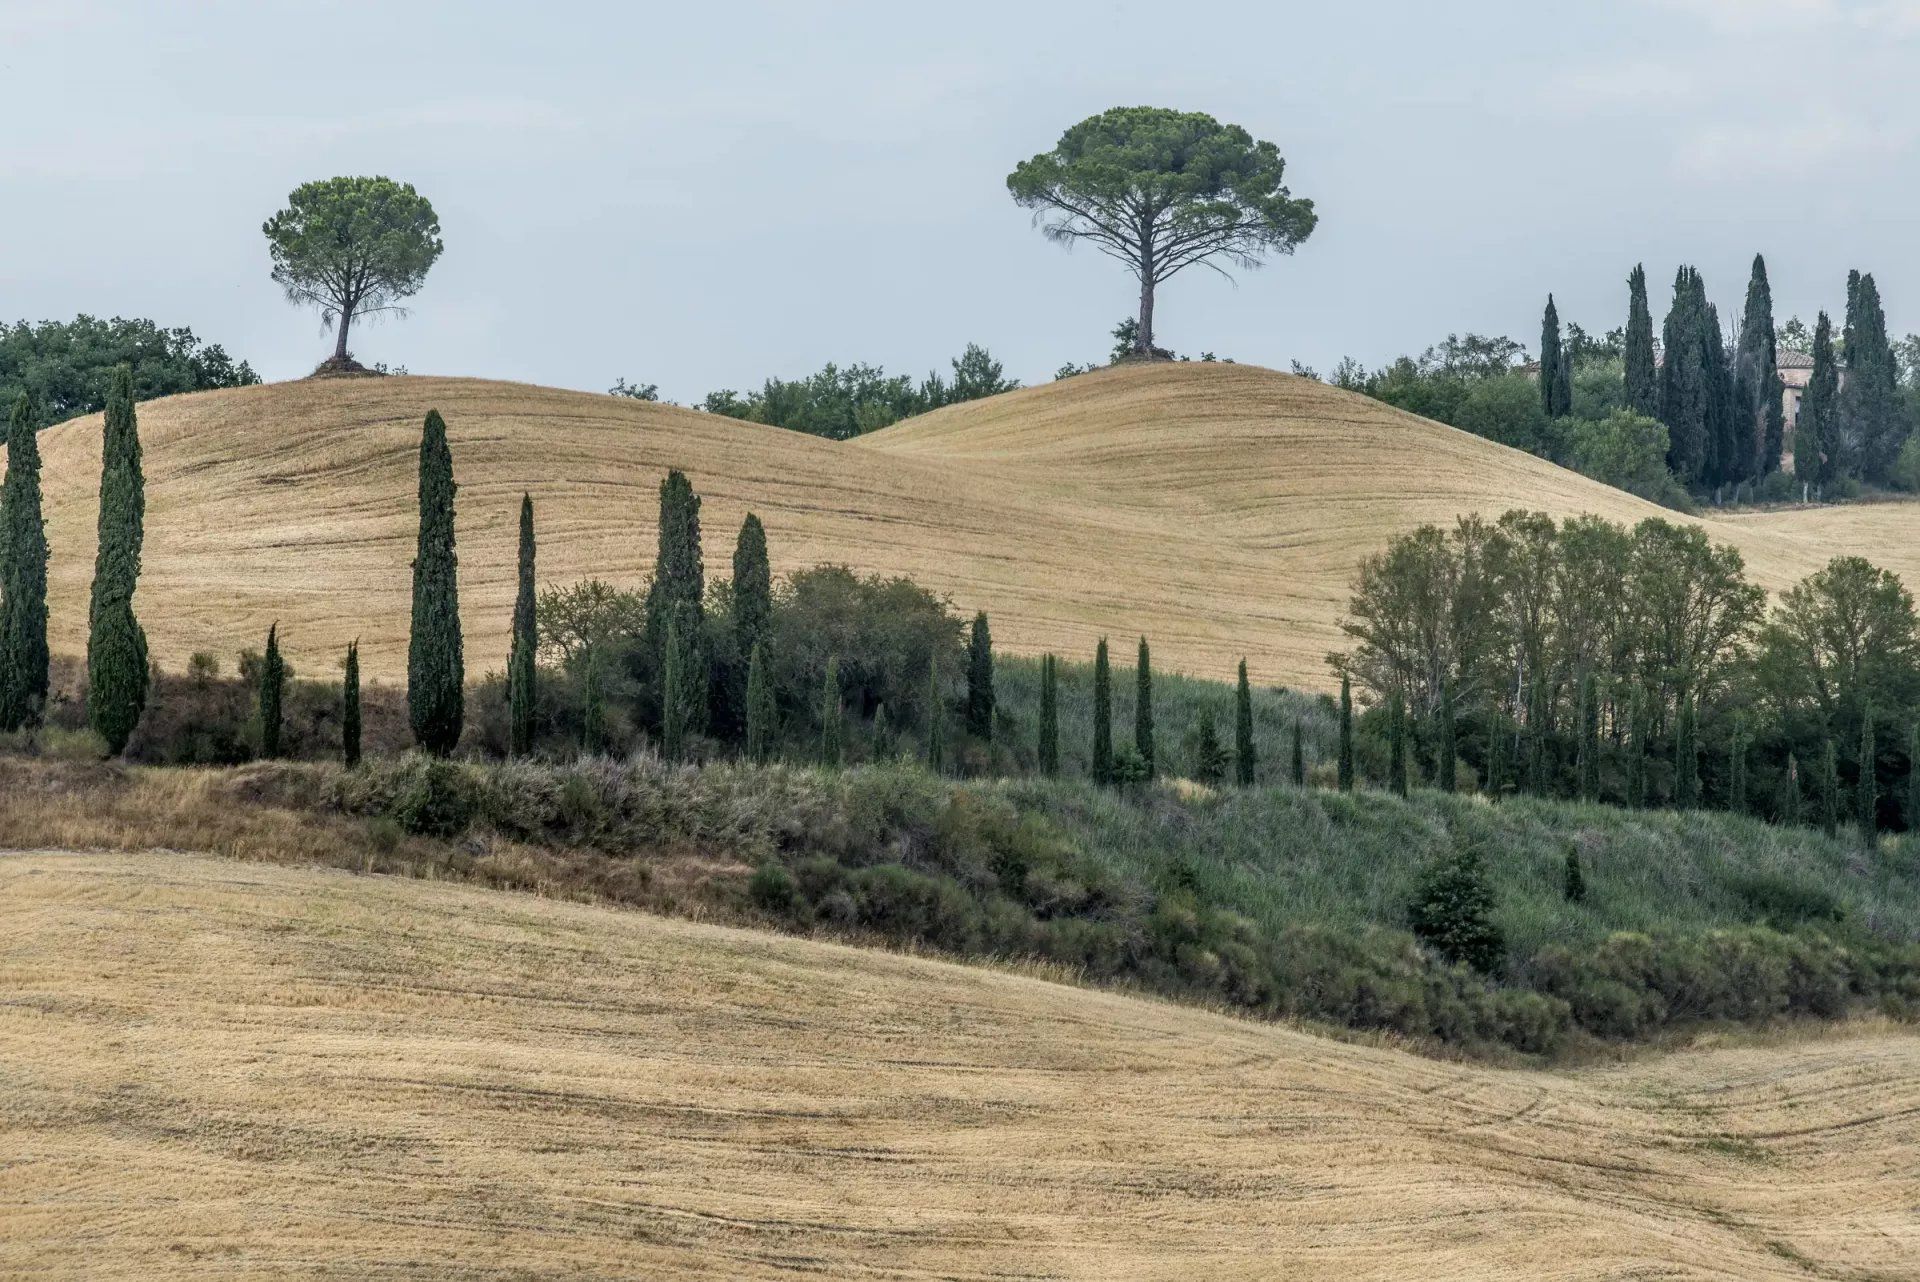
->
[1137, 278, 1155, 356]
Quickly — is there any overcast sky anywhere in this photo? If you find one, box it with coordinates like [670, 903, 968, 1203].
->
[3, 0, 1916, 398]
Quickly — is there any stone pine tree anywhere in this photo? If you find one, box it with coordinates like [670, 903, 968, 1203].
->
[966, 612, 995, 741]
[1738, 254, 1785, 476]
[745, 640, 774, 763]
[1337, 674, 1355, 791]
[732, 513, 772, 656]
[1092, 638, 1114, 786]
[1437, 678, 1458, 794]
[1134, 637, 1155, 779]
[1624, 264, 1659, 417]
[1857, 709, 1878, 840]
[342, 640, 362, 768]
[925, 662, 946, 774]
[257, 624, 285, 759]
[1540, 296, 1568, 418]
[0, 394, 50, 731]
[408, 409, 463, 755]
[1387, 691, 1409, 797]
[87, 365, 149, 754]
[1821, 738, 1841, 835]
[1290, 720, 1306, 786]
[819, 656, 843, 766]
[1037, 654, 1060, 777]
[1233, 659, 1256, 786]
[508, 492, 537, 757]
[1798, 313, 1839, 487]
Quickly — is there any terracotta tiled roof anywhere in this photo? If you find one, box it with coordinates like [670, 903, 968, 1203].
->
[1777, 347, 1814, 370]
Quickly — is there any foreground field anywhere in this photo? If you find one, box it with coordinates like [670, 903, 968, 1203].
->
[26, 362, 1920, 692]
[4, 851, 1916, 1280]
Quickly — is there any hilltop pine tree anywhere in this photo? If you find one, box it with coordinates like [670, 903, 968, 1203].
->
[1858, 708, 1878, 840]
[819, 655, 843, 766]
[408, 410, 464, 755]
[86, 367, 149, 754]
[1291, 720, 1306, 787]
[1674, 698, 1699, 808]
[925, 661, 946, 774]
[1337, 674, 1355, 792]
[1437, 678, 1458, 793]
[1798, 313, 1839, 487]
[342, 641, 362, 769]
[508, 493, 537, 757]
[1738, 254, 1785, 476]
[1134, 637, 1155, 779]
[1092, 638, 1114, 786]
[1037, 654, 1059, 777]
[1821, 738, 1841, 835]
[732, 513, 772, 655]
[1540, 296, 1567, 418]
[1624, 265, 1659, 417]
[966, 612, 994, 741]
[257, 623, 285, 759]
[1388, 691, 1409, 797]
[0, 393, 50, 731]
[1233, 659, 1256, 786]
[581, 646, 606, 754]
[744, 639, 774, 763]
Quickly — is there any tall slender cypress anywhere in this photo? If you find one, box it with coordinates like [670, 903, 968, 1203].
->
[966, 612, 994, 740]
[646, 469, 703, 644]
[1134, 636, 1155, 779]
[258, 623, 285, 759]
[1660, 267, 1713, 485]
[661, 615, 689, 760]
[744, 639, 774, 763]
[1857, 708, 1877, 840]
[1576, 674, 1599, 802]
[1233, 659, 1256, 786]
[1540, 296, 1567, 418]
[732, 513, 772, 655]
[1738, 254, 1784, 476]
[1674, 698, 1699, 808]
[1798, 312, 1839, 486]
[1388, 690, 1409, 797]
[819, 655, 843, 766]
[925, 661, 946, 774]
[1821, 738, 1840, 835]
[408, 409, 463, 755]
[0, 393, 50, 731]
[1337, 674, 1354, 792]
[1092, 638, 1114, 786]
[1037, 654, 1059, 777]
[342, 640, 362, 768]
[581, 646, 606, 754]
[1842, 271, 1902, 482]
[1437, 678, 1458, 793]
[1727, 731, 1746, 816]
[87, 365, 148, 754]
[1779, 750, 1803, 826]
[508, 492, 537, 757]
[1625, 264, 1659, 417]
[1909, 723, 1920, 834]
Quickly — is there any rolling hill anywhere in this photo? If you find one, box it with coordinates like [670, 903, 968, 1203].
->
[21, 362, 1920, 690]
[3, 849, 1915, 1279]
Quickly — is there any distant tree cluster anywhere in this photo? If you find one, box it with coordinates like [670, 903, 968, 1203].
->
[0, 316, 258, 437]
[700, 342, 1018, 439]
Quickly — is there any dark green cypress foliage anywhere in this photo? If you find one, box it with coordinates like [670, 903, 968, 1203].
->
[1798, 313, 1839, 487]
[0, 393, 50, 731]
[1778, 751, 1803, 826]
[661, 614, 689, 760]
[1437, 679, 1458, 793]
[257, 623, 285, 759]
[1092, 638, 1113, 786]
[87, 365, 148, 754]
[342, 641, 362, 769]
[744, 639, 774, 763]
[1841, 271, 1903, 482]
[1727, 731, 1747, 816]
[407, 409, 464, 755]
[1525, 675, 1549, 796]
[508, 493, 537, 757]
[646, 469, 704, 645]
[1388, 691, 1409, 797]
[1540, 296, 1567, 418]
[1674, 698, 1699, 808]
[1337, 674, 1354, 792]
[1486, 714, 1507, 799]
[1821, 738, 1840, 835]
[1858, 708, 1877, 839]
[966, 612, 994, 740]
[1627, 690, 1648, 809]
[1233, 659, 1256, 786]
[1624, 265, 1659, 417]
[1563, 847, 1587, 904]
[1189, 708, 1228, 787]
[1660, 267, 1713, 485]
[925, 661, 946, 774]
[1037, 654, 1059, 777]
[1739, 254, 1785, 476]
[819, 655, 843, 766]
[1291, 719, 1306, 787]
[581, 646, 606, 754]
[731, 513, 772, 655]
[1909, 723, 1920, 834]
[1134, 636, 1154, 779]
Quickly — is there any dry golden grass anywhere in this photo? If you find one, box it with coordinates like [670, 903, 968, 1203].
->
[24, 362, 1920, 691]
[3, 849, 1916, 1280]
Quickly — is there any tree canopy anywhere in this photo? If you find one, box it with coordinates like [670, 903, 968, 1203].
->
[0, 315, 256, 436]
[1008, 107, 1315, 357]
[263, 176, 443, 366]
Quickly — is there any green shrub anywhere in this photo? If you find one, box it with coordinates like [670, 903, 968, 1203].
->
[749, 863, 799, 914]
[389, 754, 479, 838]
[1408, 846, 1506, 973]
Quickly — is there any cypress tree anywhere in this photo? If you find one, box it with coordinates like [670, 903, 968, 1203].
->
[1674, 698, 1699, 808]
[1134, 636, 1154, 779]
[1037, 653, 1059, 777]
[1778, 751, 1802, 826]
[87, 365, 148, 755]
[1857, 708, 1878, 839]
[646, 469, 704, 644]
[1821, 738, 1841, 835]
[925, 661, 946, 774]
[732, 513, 772, 655]
[966, 611, 994, 740]
[819, 655, 843, 766]
[257, 624, 285, 759]
[1524, 674, 1549, 796]
[1540, 296, 1568, 418]
[1627, 689, 1649, 809]
[508, 492, 537, 757]
[1337, 674, 1354, 792]
[744, 639, 774, 763]
[1092, 638, 1114, 786]
[1233, 659, 1256, 786]
[1841, 271, 1903, 482]
[1189, 708, 1228, 787]
[1727, 731, 1747, 816]
[342, 640, 362, 769]
[1576, 674, 1599, 802]
[1437, 679, 1458, 794]
[1738, 254, 1784, 476]
[0, 393, 50, 731]
[408, 409, 464, 755]
[1486, 715, 1507, 799]
[661, 614, 689, 760]
[1624, 264, 1659, 417]
[1563, 847, 1587, 904]
[1291, 719, 1306, 787]
[1798, 312, 1839, 487]
[581, 646, 606, 754]
[1910, 723, 1920, 834]
[1388, 690, 1409, 797]
[1660, 267, 1712, 485]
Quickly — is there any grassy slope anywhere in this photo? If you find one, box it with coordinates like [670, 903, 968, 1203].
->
[23, 362, 1920, 693]
[4, 850, 1916, 1281]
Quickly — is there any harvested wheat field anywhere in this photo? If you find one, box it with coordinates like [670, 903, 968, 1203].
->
[1, 850, 1915, 1280]
[22, 362, 1920, 690]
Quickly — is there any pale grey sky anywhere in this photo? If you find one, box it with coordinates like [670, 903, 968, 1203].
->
[3, 0, 1915, 398]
